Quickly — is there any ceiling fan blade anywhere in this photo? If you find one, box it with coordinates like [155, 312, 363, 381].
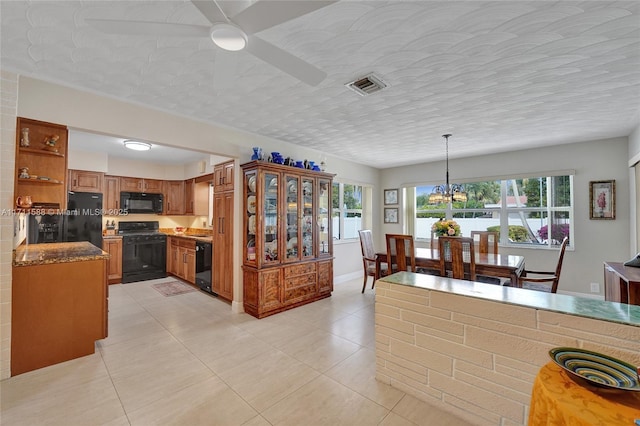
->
[191, 0, 229, 24]
[85, 18, 210, 37]
[245, 35, 326, 86]
[232, 1, 337, 34]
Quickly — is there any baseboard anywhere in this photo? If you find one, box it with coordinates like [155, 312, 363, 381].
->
[557, 290, 604, 300]
[334, 271, 363, 284]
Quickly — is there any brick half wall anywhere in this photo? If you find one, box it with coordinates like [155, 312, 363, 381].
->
[374, 280, 640, 425]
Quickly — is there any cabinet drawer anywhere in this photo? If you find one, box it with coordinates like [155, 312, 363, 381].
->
[178, 238, 195, 249]
[284, 280, 316, 303]
[284, 272, 316, 289]
[284, 263, 316, 278]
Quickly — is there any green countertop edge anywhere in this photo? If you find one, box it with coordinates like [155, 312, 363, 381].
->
[379, 272, 640, 327]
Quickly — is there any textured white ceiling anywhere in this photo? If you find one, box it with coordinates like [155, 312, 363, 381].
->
[2, 1, 639, 168]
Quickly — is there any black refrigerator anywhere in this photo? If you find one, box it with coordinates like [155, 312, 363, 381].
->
[65, 191, 103, 248]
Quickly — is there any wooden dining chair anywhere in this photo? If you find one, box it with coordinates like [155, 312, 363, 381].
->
[358, 230, 387, 293]
[470, 231, 501, 284]
[385, 234, 416, 273]
[517, 236, 569, 293]
[438, 236, 476, 281]
[470, 231, 499, 255]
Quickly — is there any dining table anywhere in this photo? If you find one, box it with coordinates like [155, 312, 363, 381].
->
[376, 247, 525, 286]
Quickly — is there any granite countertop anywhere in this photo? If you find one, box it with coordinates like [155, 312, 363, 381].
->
[380, 272, 640, 328]
[13, 242, 109, 267]
[166, 233, 213, 243]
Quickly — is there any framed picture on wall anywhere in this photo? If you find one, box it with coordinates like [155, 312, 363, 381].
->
[384, 188, 398, 205]
[589, 180, 615, 220]
[384, 207, 399, 224]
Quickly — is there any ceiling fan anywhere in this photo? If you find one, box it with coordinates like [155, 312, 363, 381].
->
[85, 0, 336, 86]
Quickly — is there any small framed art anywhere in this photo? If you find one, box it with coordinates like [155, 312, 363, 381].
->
[384, 207, 398, 224]
[589, 180, 615, 220]
[384, 188, 398, 205]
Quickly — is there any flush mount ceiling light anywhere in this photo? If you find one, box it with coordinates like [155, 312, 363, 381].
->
[123, 140, 152, 151]
[210, 23, 247, 51]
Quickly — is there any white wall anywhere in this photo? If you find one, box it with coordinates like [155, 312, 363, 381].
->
[380, 138, 630, 296]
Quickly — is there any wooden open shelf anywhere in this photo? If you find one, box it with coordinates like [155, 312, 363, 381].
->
[18, 178, 63, 185]
[18, 147, 65, 157]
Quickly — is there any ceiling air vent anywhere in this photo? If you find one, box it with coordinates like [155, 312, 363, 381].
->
[345, 73, 387, 96]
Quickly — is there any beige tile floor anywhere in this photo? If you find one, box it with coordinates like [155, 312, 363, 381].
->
[1, 277, 466, 425]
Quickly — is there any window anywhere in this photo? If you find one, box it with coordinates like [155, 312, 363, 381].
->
[414, 174, 573, 247]
[332, 182, 365, 240]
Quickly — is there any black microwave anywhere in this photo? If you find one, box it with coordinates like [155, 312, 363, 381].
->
[120, 192, 163, 214]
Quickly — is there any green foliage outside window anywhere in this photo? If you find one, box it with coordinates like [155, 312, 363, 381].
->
[486, 225, 530, 242]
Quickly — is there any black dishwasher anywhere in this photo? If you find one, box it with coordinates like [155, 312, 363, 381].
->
[195, 241, 214, 295]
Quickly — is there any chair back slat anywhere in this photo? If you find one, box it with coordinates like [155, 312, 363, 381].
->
[438, 236, 476, 281]
[551, 236, 570, 293]
[470, 231, 499, 255]
[385, 234, 416, 273]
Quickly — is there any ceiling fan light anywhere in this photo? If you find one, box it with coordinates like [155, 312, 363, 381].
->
[210, 23, 247, 51]
[124, 140, 151, 151]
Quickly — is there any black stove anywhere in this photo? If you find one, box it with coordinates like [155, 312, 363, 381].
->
[119, 221, 167, 283]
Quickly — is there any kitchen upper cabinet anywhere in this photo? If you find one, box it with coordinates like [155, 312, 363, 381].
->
[104, 175, 120, 212]
[185, 176, 211, 216]
[164, 180, 185, 215]
[213, 160, 234, 192]
[185, 179, 195, 215]
[69, 169, 104, 193]
[102, 237, 123, 284]
[120, 177, 163, 193]
[14, 117, 68, 210]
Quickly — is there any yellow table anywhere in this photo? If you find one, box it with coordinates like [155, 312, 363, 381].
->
[529, 362, 640, 425]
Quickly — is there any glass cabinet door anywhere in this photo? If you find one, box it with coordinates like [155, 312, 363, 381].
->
[263, 172, 279, 264]
[284, 174, 299, 262]
[317, 179, 331, 255]
[245, 171, 257, 265]
[301, 177, 314, 259]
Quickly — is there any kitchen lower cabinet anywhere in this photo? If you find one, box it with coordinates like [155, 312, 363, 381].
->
[168, 237, 196, 284]
[102, 237, 123, 284]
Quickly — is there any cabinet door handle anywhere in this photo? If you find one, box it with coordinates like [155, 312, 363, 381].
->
[73, 179, 77, 187]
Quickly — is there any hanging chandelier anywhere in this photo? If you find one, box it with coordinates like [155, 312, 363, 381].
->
[428, 134, 467, 204]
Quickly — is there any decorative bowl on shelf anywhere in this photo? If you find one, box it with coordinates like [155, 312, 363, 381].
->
[549, 347, 640, 391]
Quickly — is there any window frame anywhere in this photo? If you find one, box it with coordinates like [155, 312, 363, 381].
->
[411, 173, 574, 249]
[332, 181, 370, 241]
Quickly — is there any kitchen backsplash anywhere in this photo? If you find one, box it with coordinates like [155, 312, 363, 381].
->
[103, 214, 210, 232]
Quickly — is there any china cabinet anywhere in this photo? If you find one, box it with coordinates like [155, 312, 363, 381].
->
[241, 161, 334, 318]
[14, 117, 68, 210]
